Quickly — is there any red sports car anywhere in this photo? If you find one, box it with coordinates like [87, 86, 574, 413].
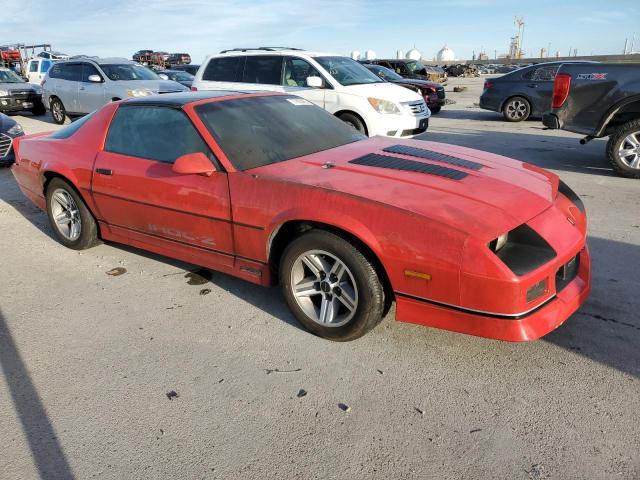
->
[11, 91, 591, 341]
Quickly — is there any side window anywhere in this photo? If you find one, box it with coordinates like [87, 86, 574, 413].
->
[29, 61, 39, 73]
[531, 65, 560, 81]
[105, 106, 213, 164]
[282, 57, 322, 87]
[62, 64, 82, 81]
[81, 63, 101, 82]
[202, 56, 245, 82]
[242, 55, 283, 85]
[40, 60, 51, 73]
[49, 64, 61, 78]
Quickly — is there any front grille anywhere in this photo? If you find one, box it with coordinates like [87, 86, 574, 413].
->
[349, 153, 468, 180]
[9, 90, 34, 97]
[556, 254, 580, 292]
[403, 100, 427, 116]
[383, 144, 483, 170]
[0, 133, 12, 158]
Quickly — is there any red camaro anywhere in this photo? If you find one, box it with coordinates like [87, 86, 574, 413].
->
[11, 91, 591, 341]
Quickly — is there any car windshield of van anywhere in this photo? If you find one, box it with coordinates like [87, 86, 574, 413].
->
[406, 61, 427, 74]
[0, 69, 25, 83]
[196, 95, 365, 170]
[314, 56, 383, 86]
[99, 64, 160, 81]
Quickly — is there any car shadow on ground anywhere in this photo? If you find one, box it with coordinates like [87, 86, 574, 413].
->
[418, 126, 614, 177]
[0, 308, 76, 479]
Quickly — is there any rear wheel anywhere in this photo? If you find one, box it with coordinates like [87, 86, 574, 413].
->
[606, 120, 640, 178]
[46, 178, 100, 250]
[502, 96, 531, 122]
[50, 98, 68, 125]
[337, 112, 367, 135]
[279, 230, 385, 341]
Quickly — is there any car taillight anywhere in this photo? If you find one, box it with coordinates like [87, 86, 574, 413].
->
[483, 80, 494, 89]
[423, 87, 436, 94]
[191, 86, 197, 91]
[552, 74, 571, 108]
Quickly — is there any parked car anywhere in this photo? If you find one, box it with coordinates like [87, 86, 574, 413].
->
[25, 57, 56, 84]
[365, 59, 446, 83]
[167, 53, 192, 65]
[0, 47, 21, 64]
[0, 67, 46, 115]
[132, 50, 154, 63]
[479, 61, 595, 122]
[11, 91, 590, 341]
[362, 63, 445, 113]
[192, 48, 430, 137]
[543, 63, 640, 178]
[42, 57, 188, 124]
[172, 64, 200, 76]
[157, 70, 194, 88]
[0, 112, 24, 166]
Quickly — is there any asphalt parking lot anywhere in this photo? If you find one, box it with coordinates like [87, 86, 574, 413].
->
[1, 77, 639, 480]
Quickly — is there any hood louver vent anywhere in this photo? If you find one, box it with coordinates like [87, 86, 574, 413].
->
[349, 153, 468, 180]
[383, 144, 483, 170]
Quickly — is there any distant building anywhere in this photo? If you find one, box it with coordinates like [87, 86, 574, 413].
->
[350, 50, 361, 60]
[364, 50, 376, 60]
[437, 46, 455, 62]
[406, 48, 422, 60]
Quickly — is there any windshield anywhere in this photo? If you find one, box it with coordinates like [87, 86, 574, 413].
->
[371, 65, 403, 81]
[99, 64, 160, 81]
[314, 56, 383, 86]
[170, 71, 194, 81]
[0, 70, 25, 83]
[406, 61, 427, 73]
[196, 95, 365, 170]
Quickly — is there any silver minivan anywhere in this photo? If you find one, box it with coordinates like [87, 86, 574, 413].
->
[42, 57, 189, 124]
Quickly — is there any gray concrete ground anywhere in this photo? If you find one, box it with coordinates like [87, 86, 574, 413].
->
[1, 77, 638, 480]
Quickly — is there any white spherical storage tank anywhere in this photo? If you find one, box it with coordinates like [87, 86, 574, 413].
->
[437, 46, 455, 62]
[406, 48, 422, 60]
[364, 50, 376, 60]
[350, 51, 361, 60]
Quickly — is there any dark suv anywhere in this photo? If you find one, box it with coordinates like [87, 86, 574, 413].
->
[0, 67, 46, 116]
[365, 59, 446, 83]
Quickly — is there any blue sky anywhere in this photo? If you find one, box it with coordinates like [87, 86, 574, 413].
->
[1, 0, 638, 63]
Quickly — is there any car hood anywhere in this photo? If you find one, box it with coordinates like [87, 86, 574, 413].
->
[250, 137, 558, 240]
[0, 112, 17, 132]
[393, 78, 441, 89]
[343, 82, 423, 102]
[119, 79, 188, 92]
[0, 82, 38, 93]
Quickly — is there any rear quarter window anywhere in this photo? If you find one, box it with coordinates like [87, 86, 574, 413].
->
[49, 111, 96, 139]
[203, 56, 245, 82]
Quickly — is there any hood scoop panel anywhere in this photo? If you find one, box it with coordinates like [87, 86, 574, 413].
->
[382, 144, 484, 170]
[349, 153, 468, 180]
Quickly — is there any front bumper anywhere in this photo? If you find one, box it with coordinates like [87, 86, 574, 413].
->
[369, 113, 430, 138]
[425, 94, 445, 109]
[395, 246, 591, 341]
[0, 94, 42, 113]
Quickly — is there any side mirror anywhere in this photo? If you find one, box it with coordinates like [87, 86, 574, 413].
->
[172, 152, 216, 176]
[87, 74, 102, 83]
[306, 76, 323, 88]
[158, 74, 169, 80]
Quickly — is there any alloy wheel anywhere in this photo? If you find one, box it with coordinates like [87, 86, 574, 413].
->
[50, 188, 82, 241]
[290, 250, 358, 327]
[617, 131, 640, 169]
[506, 99, 528, 120]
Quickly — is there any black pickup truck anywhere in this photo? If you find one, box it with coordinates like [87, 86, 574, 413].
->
[543, 63, 640, 178]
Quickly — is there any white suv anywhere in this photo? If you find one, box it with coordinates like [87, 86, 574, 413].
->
[191, 48, 430, 137]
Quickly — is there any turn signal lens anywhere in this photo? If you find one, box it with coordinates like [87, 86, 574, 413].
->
[527, 279, 548, 303]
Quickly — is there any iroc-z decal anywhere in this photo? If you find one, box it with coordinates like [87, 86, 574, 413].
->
[576, 73, 608, 80]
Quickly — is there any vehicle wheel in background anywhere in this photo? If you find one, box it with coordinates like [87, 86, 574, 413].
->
[50, 97, 68, 125]
[606, 120, 640, 179]
[279, 230, 385, 341]
[430, 106, 441, 114]
[46, 178, 100, 250]
[337, 112, 367, 135]
[502, 96, 531, 122]
[31, 102, 46, 116]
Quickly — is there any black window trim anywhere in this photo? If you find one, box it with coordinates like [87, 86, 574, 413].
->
[284, 55, 334, 90]
[105, 104, 223, 170]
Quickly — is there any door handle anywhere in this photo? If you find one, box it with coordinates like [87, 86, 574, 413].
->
[95, 168, 112, 176]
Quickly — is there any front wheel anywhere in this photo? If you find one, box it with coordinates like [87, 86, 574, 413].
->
[606, 120, 640, 179]
[279, 230, 385, 341]
[46, 178, 100, 250]
[337, 112, 367, 135]
[502, 96, 531, 122]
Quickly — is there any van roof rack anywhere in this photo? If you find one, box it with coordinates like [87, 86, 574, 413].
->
[219, 47, 305, 54]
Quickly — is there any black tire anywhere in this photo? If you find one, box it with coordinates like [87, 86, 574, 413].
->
[430, 106, 441, 114]
[46, 178, 100, 250]
[279, 230, 385, 341]
[502, 96, 531, 122]
[606, 119, 640, 179]
[337, 112, 367, 135]
[31, 102, 46, 116]
[50, 97, 68, 125]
